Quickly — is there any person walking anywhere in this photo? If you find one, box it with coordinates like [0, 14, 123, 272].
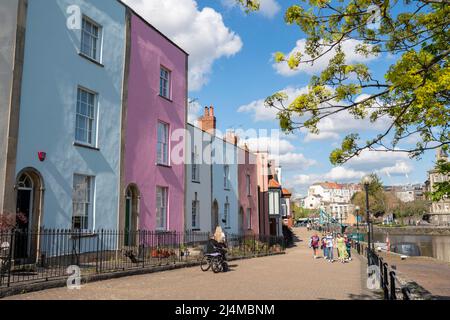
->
[321, 234, 327, 260]
[336, 234, 349, 263]
[344, 234, 352, 261]
[325, 232, 334, 262]
[309, 233, 320, 259]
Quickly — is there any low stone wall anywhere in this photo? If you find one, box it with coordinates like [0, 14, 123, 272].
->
[347, 226, 450, 236]
[374, 226, 450, 236]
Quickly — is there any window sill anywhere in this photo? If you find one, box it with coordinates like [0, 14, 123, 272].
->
[157, 163, 172, 169]
[78, 52, 104, 67]
[224, 188, 231, 191]
[159, 95, 173, 103]
[192, 180, 201, 184]
[191, 228, 201, 232]
[70, 232, 98, 239]
[74, 142, 100, 151]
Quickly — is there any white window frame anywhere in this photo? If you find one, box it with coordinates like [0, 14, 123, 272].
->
[72, 174, 95, 230]
[192, 193, 199, 230]
[75, 87, 98, 147]
[159, 66, 171, 99]
[192, 147, 200, 182]
[156, 186, 168, 231]
[224, 165, 230, 189]
[224, 197, 230, 228]
[157, 121, 170, 165]
[80, 16, 102, 62]
[247, 208, 252, 230]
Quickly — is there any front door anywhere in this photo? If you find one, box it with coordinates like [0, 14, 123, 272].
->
[15, 188, 33, 259]
[211, 202, 219, 233]
[125, 196, 132, 246]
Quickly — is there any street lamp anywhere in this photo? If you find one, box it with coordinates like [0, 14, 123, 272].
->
[362, 175, 374, 254]
[355, 205, 360, 240]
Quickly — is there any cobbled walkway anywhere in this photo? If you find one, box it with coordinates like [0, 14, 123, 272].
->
[3, 228, 377, 300]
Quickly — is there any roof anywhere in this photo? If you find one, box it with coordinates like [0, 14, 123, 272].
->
[117, 0, 189, 56]
[282, 188, 292, 197]
[268, 179, 281, 189]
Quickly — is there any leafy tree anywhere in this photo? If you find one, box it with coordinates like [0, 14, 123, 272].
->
[430, 159, 450, 201]
[394, 199, 430, 218]
[240, 0, 449, 165]
[292, 203, 318, 220]
[351, 174, 399, 217]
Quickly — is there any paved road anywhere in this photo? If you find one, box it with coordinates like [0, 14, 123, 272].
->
[3, 228, 376, 300]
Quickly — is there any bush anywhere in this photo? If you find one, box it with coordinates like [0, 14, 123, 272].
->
[0, 212, 28, 231]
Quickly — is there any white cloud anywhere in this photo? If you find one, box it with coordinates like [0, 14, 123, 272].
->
[123, 0, 243, 91]
[303, 131, 340, 142]
[242, 136, 296, 154]
[271, 152, 317, 170]
[346, 149, 412, 173]
[221, 0, 281, 18]
[237, 86, 391, 143]
[237, 86, 309, 122]
[376, 161, 413, 178]
[187, 100, 202, 125]
[274, 39, 378, 77]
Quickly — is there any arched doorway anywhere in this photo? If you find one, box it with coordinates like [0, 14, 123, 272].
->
[211, 200, 219, 233]
[15, 168, 44, 261]
[124, 184, 140, 246]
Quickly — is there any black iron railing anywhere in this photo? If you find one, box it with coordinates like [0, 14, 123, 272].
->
[0, 229, 284, 290]
[351, 241, 411, 300]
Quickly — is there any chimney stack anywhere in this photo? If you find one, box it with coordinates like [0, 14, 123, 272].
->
[225, 131, 239, 146]
[198, 105, 217, 135]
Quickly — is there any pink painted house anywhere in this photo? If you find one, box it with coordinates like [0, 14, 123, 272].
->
[120, 9, 187, 235]
[238, 146, 259, 235]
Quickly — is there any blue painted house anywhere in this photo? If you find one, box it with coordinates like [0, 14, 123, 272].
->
[0, 0, 128, 262]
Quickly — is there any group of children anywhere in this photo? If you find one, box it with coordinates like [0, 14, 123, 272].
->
[309, 232, 353, 263]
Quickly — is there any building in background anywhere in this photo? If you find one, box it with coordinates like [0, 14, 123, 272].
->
[268, 162, 283, 237]
[384, 184, 425, 203]
[238, 144, 259, 235]
[281, 188, 293, 228]
[303, 182, 361, 224]
[185, 123, 213, 233]
[426, 148, 450, 225]
[256, 152, 270, 236]
[123, 8, 188, 234]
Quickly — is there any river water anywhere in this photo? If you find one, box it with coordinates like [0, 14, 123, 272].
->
[371, 232, 450, 263]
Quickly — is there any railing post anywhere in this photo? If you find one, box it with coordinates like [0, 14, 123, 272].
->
[390, 271, 397, 300]
[7, 230, 14, 288]
[383, 263, 389, 300]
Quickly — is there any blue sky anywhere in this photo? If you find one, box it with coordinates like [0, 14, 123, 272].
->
[125, 0, 436, 196]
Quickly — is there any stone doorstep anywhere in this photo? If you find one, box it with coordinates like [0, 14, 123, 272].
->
[0, 252, 285, 299]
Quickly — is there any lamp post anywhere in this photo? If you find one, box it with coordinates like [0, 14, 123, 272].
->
[355, 206, 360, 240]
[362, 175, 374, 254]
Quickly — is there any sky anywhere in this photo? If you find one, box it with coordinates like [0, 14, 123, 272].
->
[123, 0, 436, 197]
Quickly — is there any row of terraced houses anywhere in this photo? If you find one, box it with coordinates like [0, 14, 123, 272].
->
[0, 0, 292, 260]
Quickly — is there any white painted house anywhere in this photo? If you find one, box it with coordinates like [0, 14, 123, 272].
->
[185, 124, 213, 233]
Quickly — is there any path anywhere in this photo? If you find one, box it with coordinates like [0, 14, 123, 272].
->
[3, 228, 377, 300]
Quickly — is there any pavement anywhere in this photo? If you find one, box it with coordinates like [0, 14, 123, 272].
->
[3, 228, 377, 300]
